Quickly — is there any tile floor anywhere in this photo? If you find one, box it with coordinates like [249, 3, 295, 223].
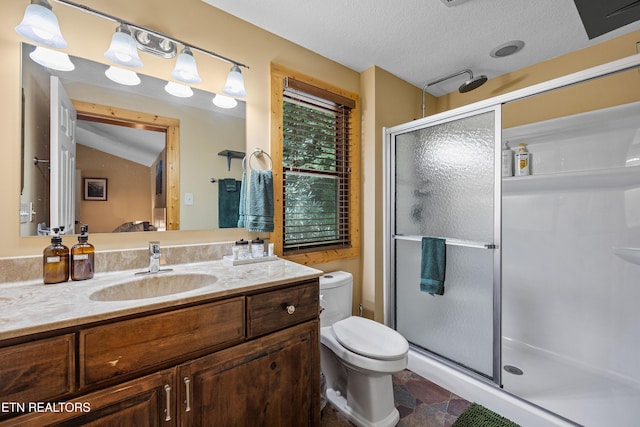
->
[321, 369, 471, 427]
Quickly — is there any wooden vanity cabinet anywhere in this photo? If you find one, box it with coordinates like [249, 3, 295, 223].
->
[178, 321, 318, 427]
[0, 278, 320, 427]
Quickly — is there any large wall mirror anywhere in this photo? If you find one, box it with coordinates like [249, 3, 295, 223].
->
[20, 43, 246, 237]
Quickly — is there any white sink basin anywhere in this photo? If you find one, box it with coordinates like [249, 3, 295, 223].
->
[89, 273, 218, 301]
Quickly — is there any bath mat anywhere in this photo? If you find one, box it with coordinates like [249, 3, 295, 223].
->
[452, 403, 520, 427]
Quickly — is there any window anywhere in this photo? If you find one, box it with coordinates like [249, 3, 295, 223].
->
[271, 64, 359, 264]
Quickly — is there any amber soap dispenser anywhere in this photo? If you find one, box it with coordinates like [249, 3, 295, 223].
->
[71, 225, 94, 281]
[43, 227, 69, 284]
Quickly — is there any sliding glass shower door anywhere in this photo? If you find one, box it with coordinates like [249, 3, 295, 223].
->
[386, 107, 501, 381]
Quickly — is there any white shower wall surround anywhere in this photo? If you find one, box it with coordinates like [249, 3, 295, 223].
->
[384, 55, 640, 427]
[500, 101, 640, 427]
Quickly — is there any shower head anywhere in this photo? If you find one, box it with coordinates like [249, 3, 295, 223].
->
[459, 76, 488, 93]
[421, 69, 489, 117]
[458, 72, 488, 93]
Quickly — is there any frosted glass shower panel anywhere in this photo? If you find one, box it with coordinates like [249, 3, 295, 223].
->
[395, 239, 494, 375]
[394, 112, 495, 242]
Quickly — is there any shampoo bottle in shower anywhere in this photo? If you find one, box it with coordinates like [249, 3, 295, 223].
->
[514, 143, 530, 176]
[43, 227, 69, 284]
[71, 225, 94, 281]
[502, 142, 513, 177]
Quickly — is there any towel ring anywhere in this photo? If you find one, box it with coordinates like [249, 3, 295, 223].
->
[246, 148, 273, 171]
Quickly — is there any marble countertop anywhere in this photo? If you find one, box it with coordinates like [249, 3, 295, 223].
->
[0, 258, 323, 341]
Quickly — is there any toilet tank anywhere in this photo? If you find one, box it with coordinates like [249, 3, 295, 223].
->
[319, 271, 353, 327]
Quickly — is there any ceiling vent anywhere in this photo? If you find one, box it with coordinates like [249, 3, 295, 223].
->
[573, 0, 640, 39]
[440, 0, 470, 6]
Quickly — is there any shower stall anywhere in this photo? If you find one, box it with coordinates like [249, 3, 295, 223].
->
[384, 55, 640, 427]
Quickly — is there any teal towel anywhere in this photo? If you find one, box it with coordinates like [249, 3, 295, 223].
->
[237, 169, 247, 228]
[218, 179, 241, 228]
[420, 237, 446, 295]
[245, 169, 274, 232]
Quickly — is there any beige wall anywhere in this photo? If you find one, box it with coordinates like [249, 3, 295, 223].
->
[359, 66, 423, 320]
[77, 145, 152, 233]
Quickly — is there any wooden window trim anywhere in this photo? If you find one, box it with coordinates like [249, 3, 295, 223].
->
[270, 63, 360, 265]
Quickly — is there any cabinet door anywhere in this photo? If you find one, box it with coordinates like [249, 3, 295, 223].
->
[0, 370, 175, 427]
[178, 321, 319, 427]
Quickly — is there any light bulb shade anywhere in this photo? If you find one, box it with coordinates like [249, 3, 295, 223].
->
[171, 47, 201, 84]
[104, 25, 143, 68]
[212, 94, 238, 109]
[222, 64, 247, 98]
[16, 2, 67, 48]
[29, 46, 74, 71]
[164, 81, 193, 98]
[105, 66, 141, 86]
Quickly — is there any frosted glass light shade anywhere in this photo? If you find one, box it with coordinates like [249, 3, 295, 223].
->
[105, 66, 141, 86]
[171, 47, 201, 84]
[104, 25, 143, 68]
[29, 46, 74, 71]
[213, 94, 237, 109]
[222, 64, 247, 98]
[164, 81, 193, 98]
[15, 2, 67, 48]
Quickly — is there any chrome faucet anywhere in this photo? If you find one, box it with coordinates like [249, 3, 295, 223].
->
[148, 241, 161, 273]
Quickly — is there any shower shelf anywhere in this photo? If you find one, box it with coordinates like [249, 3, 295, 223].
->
[502, 165, 640, 194]
[612, 247, 640, 266]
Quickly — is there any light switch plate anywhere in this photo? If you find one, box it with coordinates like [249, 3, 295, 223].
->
[185, 193, 194, 205]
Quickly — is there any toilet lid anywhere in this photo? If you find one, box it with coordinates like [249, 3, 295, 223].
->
[331, 316, 409, 361]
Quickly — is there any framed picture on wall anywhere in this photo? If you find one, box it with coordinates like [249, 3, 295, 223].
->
[84, 178, 108, 201]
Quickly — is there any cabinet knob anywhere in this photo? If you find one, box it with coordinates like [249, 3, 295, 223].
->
[286, 304, 296, 315]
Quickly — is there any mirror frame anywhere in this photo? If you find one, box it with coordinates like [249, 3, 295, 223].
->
[72, 100, 181, 230]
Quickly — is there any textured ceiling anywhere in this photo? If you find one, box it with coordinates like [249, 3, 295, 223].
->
[201, 0, 640, 96]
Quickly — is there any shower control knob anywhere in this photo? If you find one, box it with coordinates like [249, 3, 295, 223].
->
[286, 304, 296, 315]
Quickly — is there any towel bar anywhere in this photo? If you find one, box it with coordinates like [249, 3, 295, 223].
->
[392, 234, 496, 249]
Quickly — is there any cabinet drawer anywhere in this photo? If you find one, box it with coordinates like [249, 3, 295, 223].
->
[0, 334, 75, 406]
[80, 297, 244, 387]
[247, 281, 319, 338]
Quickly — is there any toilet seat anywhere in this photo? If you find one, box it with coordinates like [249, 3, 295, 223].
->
[331, 316, 409, 361]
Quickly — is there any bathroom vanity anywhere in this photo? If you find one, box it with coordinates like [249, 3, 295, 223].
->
[0, 259, 322, 426]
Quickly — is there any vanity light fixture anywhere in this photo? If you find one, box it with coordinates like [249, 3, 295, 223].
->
[213, 94, 238, 109]
[222, 64, 247, 98]
[171, 47, 201, 84]
[164, 81, 194, 98]
[29, 45, 74, 71]
[15, 0, 67, 48]
[104, 24, 143, 68]
[105, 65, 141, 86]
[15, 0, 250, 97]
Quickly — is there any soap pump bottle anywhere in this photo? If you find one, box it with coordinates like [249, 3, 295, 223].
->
[514, 143, 531, 176]
[71, 225, 95, 281]
[43, 227, 70, 284]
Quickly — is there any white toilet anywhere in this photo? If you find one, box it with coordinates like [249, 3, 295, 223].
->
[319, 271, 409, 427]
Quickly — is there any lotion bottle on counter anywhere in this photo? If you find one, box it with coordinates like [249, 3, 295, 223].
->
[43, 228, 69, 284]
[71, 225, 94, 281]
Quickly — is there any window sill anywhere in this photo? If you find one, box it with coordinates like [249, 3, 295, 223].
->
[283, 246, 359, 266]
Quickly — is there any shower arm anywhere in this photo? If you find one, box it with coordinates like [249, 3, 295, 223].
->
[421, 69, 473, 118]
